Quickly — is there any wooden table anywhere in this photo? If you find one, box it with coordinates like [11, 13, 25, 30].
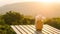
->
[11, 24, 60, 34]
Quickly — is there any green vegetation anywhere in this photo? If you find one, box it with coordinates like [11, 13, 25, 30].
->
[0, 11, 35, 34]
[0, 25, 16, 34]
[0, 11, 60, 34]
[45, 18, 60, 30]
[0, 11, 35, 25]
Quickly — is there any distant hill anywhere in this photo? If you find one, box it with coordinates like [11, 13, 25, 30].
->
[0, 2, 41, 16]
[0, 2, 60, 18]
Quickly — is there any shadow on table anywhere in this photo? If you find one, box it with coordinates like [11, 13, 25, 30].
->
[34, 30, 43, 34]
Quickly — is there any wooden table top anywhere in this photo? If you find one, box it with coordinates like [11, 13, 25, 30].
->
[11, 24, 60, 34]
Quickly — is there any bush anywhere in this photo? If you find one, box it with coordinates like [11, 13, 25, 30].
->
[2, 11, 24, 25]
[45, 18, 60, 30]
[0, 11, 35, 25]
[0, 25, 16, 34]
[20, 18, 35, 25]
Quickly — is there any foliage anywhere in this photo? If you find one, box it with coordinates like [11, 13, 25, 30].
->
[0, 25, 16, 34]
[45, 18, 60, 30]
[0, 11, 35, 25]
[0, 15, 6, 25]
[0, 11, 35, 34]
[0, 10, 60, 34]
[22, 18, 35, 25]
[2, 11, 24, 25]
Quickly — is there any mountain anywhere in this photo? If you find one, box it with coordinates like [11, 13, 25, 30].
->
[0, 2, 60, 18]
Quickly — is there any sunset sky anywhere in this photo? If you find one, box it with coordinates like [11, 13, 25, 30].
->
[0, 0, 60, 7]
[0, 0, 60, 18]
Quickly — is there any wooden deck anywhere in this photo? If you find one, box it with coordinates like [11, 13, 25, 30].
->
[11, 24, 60, 34]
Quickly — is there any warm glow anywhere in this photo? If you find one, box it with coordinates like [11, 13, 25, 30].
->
[0, 0, 60, 7]
[28, 0, 60, 2]
[0, 0, 60, 17]
[34, 0, 56, 2]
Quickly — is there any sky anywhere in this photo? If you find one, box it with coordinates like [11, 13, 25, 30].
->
[0, 0, 60, 18]
[0, 0, 60, 7]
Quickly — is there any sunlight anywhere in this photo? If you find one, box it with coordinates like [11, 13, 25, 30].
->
[35, 0, 54, 2]
[32, 0, 60, 2]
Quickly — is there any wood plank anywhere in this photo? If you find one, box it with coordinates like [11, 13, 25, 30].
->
[11, 25, 60, 34]
[15, 25, 27, 34]
[30, 25, 49, 34]
[18, 25, 28, 34]
[44, 25, 58, 34]
[19, 25, 32, 34]
[11, 26, 21, 34]
[22, 25, 33, 34]
[27, 25, 35, 31]
[43, 26, 54, 34]
[27, 25, 44, 34]
[45, 24, 60, 34]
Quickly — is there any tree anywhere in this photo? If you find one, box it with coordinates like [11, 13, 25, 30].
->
[2, 11, 24, 25]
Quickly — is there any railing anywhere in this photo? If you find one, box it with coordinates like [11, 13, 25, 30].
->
[11, 24, 60, 34]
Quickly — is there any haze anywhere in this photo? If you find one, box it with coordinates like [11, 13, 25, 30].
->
[0, 0, 60, 18]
